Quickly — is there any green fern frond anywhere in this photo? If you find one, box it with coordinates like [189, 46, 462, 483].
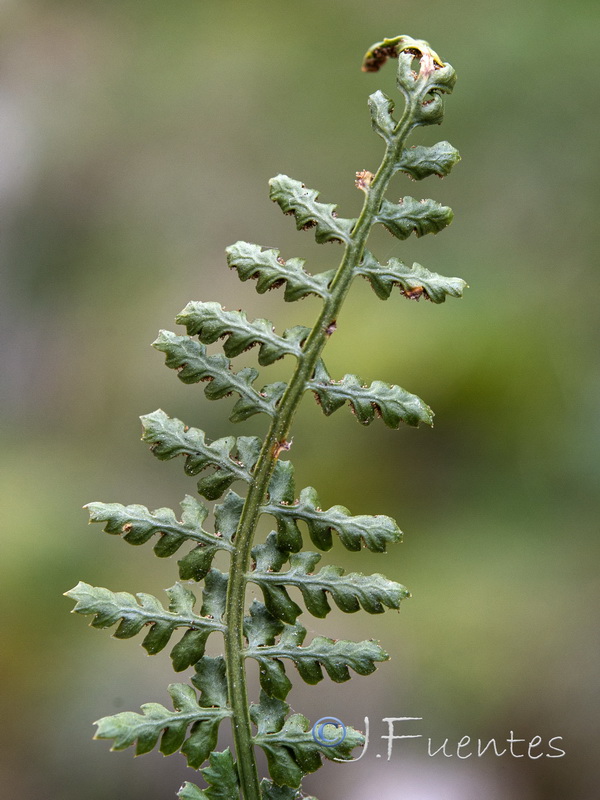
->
[251, 692, 363, 788]
[397, 141, 461, 179]
[179, 784, 207, 800]
[181, 770, 318, 800]
[357, 249, 467, 302]
[94, 681, 230, 767]
[69, 33, 464, 800]
[269, 175, 356, 244]
[85, 495, 234, 580]
[263, 460, 402, 552]
[376, 196, 453, 239]
[154, 331, 286, 422]
[367, 89, 397, 141]
[176, 301, 309, 365]
[66, 573, 227, 670]
[226, 241, 333, 302]
[244, 601, 388, 700]
[260, 783, 313, 800]
[178, 748, 239, 799]
[190, 656, 230, 707]
[250, 532, 408, 623]
[308, 359, 433, 428]
[141, 409, 260, 499]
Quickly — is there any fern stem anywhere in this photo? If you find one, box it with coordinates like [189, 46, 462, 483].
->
[224, 99, 417, 800]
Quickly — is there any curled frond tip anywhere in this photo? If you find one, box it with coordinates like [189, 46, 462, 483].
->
[362, 34, 445, 73]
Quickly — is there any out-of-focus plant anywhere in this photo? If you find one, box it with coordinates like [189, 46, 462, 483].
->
[66, 35, 464, 800]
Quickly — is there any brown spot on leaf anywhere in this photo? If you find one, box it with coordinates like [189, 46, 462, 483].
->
[402, 286, 425, 301]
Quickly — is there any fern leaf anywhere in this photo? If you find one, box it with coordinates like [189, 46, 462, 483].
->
[357, 249, 467, 303]
[243, 602, 291, 700]
[245, 602, 387, 699]
[191, 655, 229, 708]
[368, 90, 397, 141]
[141, 409, 260, 499]
[85, 494, 234, 581]
[66, 574, 227, 671]
[308, 359, 433, 428]
[94, 682, 230, 768]
[251, 692, 363, 788]
[396, 141, 460, 180]
[176, 301, 309, 366]
[226, 241, 333, 302]
[178, 784, 206, 800]
[260, 783, 317, 800]
[249, 533, 409, 623]
[177, 748, 239, 800]
[376, 196, 453, 239]
[269, 175, 355, 244]
[153, 331, 286, 422]
[263, 461, 402, 552]
[178, 785, 205, 800]
[179, 492, 243, 580]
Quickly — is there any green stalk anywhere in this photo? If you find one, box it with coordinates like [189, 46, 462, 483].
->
[224, 97, 419, 800]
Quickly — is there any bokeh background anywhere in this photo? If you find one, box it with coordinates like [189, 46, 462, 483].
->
[1, 1, 598, 798]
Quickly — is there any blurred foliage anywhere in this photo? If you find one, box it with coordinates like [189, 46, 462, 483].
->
[0, 1, 598, 798]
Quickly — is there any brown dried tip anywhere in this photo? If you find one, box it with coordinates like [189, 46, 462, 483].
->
[362, 35, 444, 74]
[355, 170, 374, 191]
[362, 44, 399, 73]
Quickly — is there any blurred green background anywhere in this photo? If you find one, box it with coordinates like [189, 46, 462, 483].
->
[1, 1, 598, 798]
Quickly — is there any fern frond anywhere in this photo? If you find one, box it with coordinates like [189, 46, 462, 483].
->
[269, 175, 356, 244]
[66, 573, 227, 671]
[244, 602, 387, 700]
[154, 331, 286, 422]
[191, 655, 230, 706]
[226, 241, 333, 303]
[397, 141, 461, 179]
[85, 494, 234, 580]
[141, 410, 260, 499]
[263, 461, 402, 552]
[178, 748, 239, 800]
[179, 784, 207, 800]
[308, 359, 433, 428]
[251, 693, 363, 788]
[69, 33, 462, 800]
[357, 249, 467, 302]
[368, 89, 397, 142]
[176, 301, 309, 365]
[259, 782, 317, 800]
[94, 678, 230, 768]
[376, 196, 453, 239]
[362, 35, 456, 125]
[249, 533, 408, 624]
[179, 769, 316, 800]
